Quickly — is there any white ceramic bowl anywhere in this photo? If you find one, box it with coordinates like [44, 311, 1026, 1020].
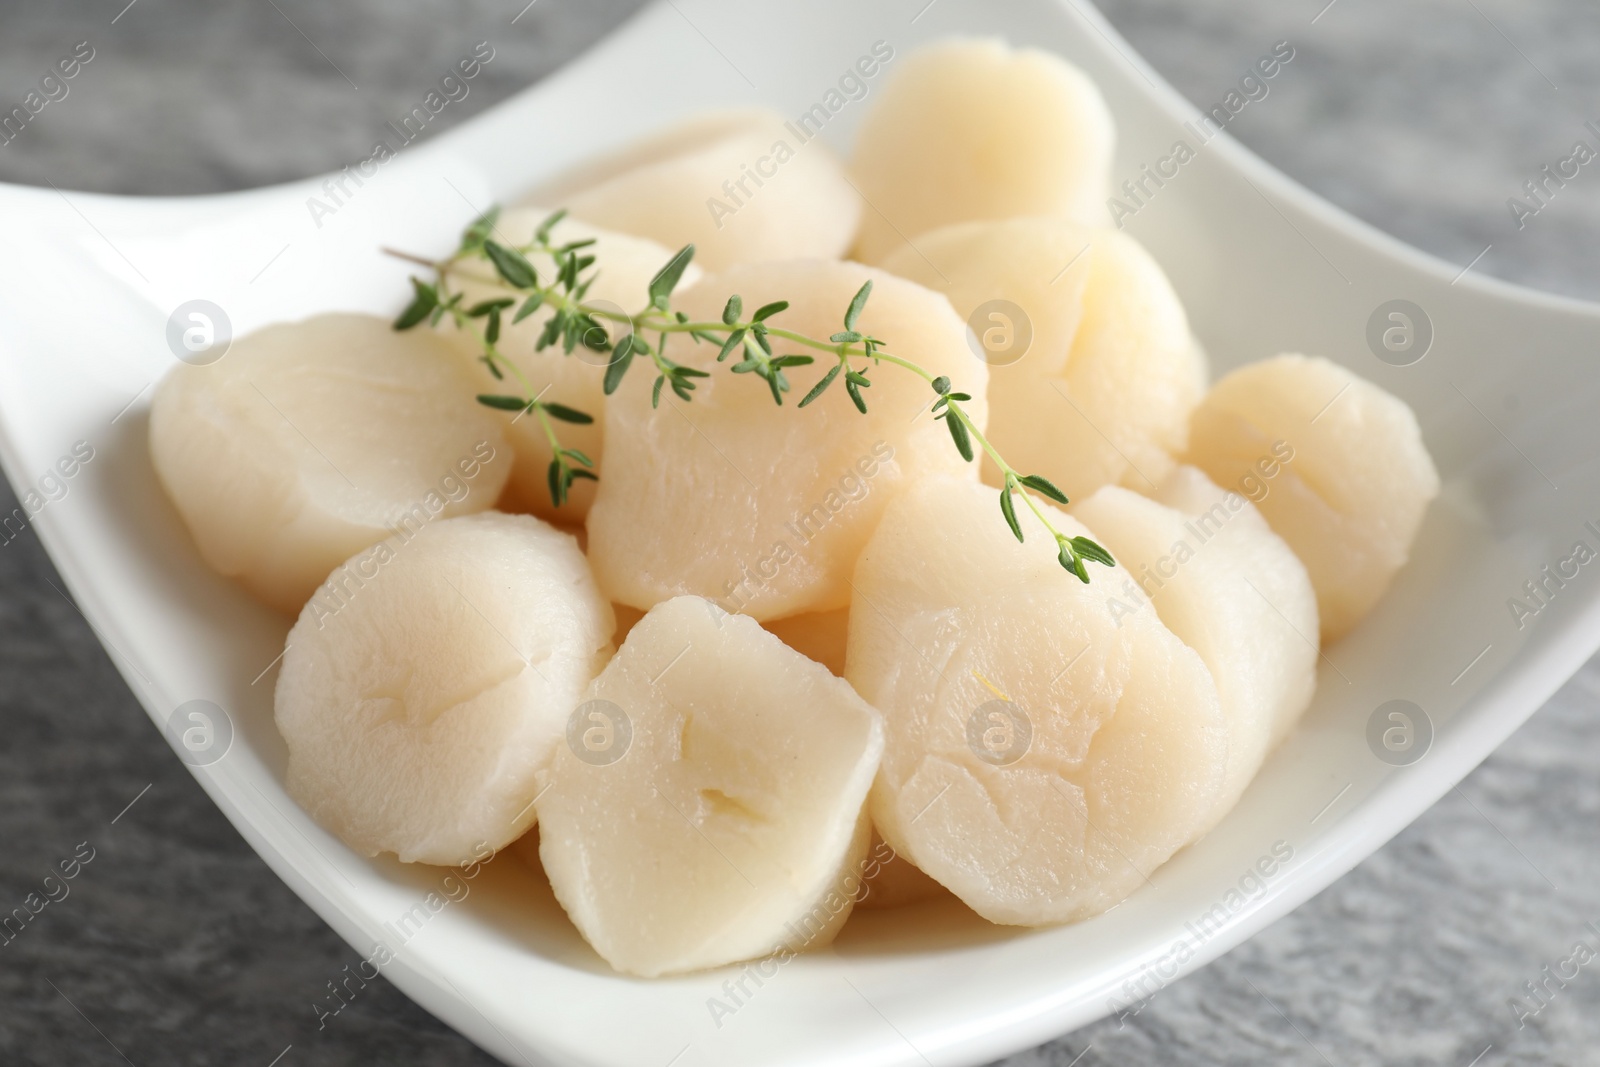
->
[2, 1, 1597, 1064]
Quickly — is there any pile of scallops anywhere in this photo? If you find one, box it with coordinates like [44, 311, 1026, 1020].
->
[149, 39, 1440, 977]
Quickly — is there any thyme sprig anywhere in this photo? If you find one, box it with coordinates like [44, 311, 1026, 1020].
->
[388, 206, 1114, 582]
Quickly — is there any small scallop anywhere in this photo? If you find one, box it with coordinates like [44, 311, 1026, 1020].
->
[848, 475, 1227, 926]
[275, 512, 614, 866]
[1184, 354, 1440, 641]
[533, 109, 861, 271]
[883, 220, 1206, 504]
[438, 208, 700, 523]
[586, 259, 987, 620]
[150, 313, 510, 614]
[851, 39, 1114, 264]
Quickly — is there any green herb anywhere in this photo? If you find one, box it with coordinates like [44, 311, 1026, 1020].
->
[648, 245, 696, 310]
[387, 208, 606, 512]
[543, 402, 594, 424]
[394, 278, 439, 331]
[387, 205, 1114, 581]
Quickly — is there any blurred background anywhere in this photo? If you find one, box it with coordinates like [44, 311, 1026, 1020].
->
[1, 1, 1597, 1064]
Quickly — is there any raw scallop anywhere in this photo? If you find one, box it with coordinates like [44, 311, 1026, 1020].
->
[536, 109, 861, 271]
[851, 39, 1113, 263]
[1074, 466, 1318, 827]
[1185, 354, 1440, 641]
[537, 596, 883, 976]
[150, 313, 510, 613]
[848, 476, 1227, 925]
[882, 221, 1204, 503]
[276, 512, 614, 865]
[587, 259, 987, 619]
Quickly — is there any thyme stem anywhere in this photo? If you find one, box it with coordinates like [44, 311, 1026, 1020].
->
[384, 206, 1112, 581]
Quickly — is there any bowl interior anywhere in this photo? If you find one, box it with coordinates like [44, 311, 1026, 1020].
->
[1, 1, 1598, 1065]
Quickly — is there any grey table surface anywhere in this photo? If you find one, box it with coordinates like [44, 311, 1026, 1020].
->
[1, 2, 1597, 1065]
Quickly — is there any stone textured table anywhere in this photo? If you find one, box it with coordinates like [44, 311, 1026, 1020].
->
[1, 2, 1596, 1065]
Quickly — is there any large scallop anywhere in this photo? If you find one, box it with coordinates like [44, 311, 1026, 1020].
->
[536, 596, 883, 976]
[851, 39, 1114, 264]
[883, 220, 1206, 504]
[1184, 354, 1440, 641]
[533, 109, 861, 271]
[275, 512, 614, 866]
[150, 313, 510, 614]
[848, 475, 1227, 925]
[1073, 466, 1318, 828]
[586, 259, 987, 620]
